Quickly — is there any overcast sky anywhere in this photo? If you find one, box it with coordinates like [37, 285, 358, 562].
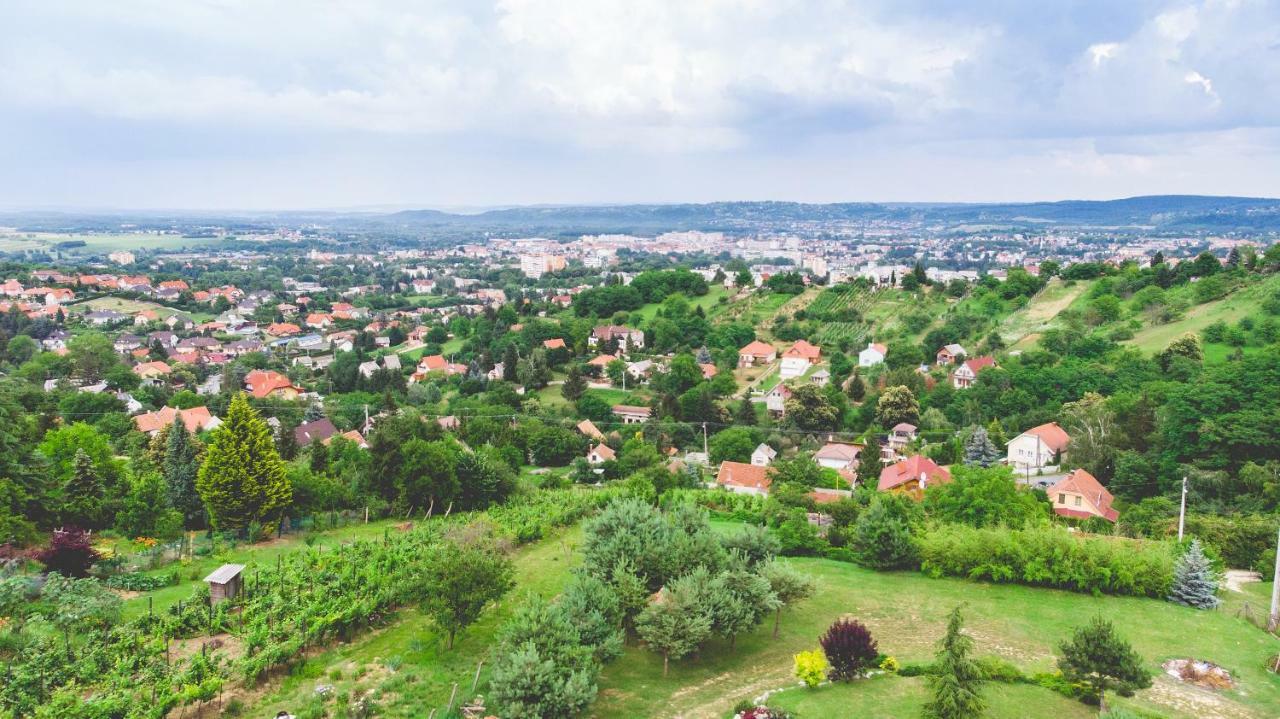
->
[2, 0, 1279, 210]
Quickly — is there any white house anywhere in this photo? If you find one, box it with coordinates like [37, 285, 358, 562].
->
[1007, 422, 1070, 470]
[814, 442, 861, 471]
[779, 340, 821, 379]
[764, 384, 791, 416]
[750, 443, 777, 467]
[858, 342, 887, 367]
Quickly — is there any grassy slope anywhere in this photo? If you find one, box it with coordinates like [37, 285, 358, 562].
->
[594, 524, 1280, 719]
[248, 524, 585, 718]
[1001, 278, 1091, 350]
[765, 674, 1096, 719]
[1126, 274, 1280, 354]
[630, 286, 731, 324]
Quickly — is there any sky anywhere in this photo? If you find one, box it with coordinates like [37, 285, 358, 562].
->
[2, 0, 1279, 210]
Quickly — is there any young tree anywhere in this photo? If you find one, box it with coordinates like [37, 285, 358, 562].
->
[1168, 539, 1220, 609]
[636, 578, 713, 676]
[37, 527, 101, 577]
[1058, 617, 1152, 711]
[489, 596, 599, 719]
[721, 524, 781, 568]
[922, 606, 986, 719]
[561, 364, 588, 402]
[418, 538, 515, 649]
[846, 370, 867, 402]
[856, 444, 883, 484]
[759, 559, 816, 638]
[163, 421, 204, 528]
[963, 426, 1001, 468]
[710, 567, 778, 648]
[821, 618, 879, 680]
[875, 385, 919, 428]
[195, 393, 292, 533]
[852, 494, 915, 569]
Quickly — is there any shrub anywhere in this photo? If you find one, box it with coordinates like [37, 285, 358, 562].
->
[794, 649, 828, 688]
[917, 523, 1175, 597]
[851, 495, 917, 569]
[820, 618, 879, 680]
[37, 527, 101, 577]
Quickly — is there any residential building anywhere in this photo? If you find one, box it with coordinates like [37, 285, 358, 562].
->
[935, 343, 967, 365]
[1047, 468, 1118, 523]
[750, 443, 777, 467]
[951, 356, 997, 389]
[878, 455, 951, 499]
[1007, 422, 1070, 470]
[738, 340, 777, 367]
[715, 461, 772, 496]
[858, 342, 887, 367]
[589, 325, 645, 352]
[612, 404, 651, 424]
[134, 406, 221, 435]
[814, 442, 861, 471]
[294, 418, 339, 448]
[779, 340, 821, 379]
[587, 443, 616, 465]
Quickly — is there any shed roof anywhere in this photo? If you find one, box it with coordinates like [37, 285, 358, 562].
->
[204, 563, 245, 584]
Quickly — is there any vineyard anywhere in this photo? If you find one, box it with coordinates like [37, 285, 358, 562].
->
[0, 488, 617, 719]
[805, 282, 875, 345]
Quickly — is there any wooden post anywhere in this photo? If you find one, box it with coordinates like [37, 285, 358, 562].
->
[471, 660, 485, 693]
[447, 682, 458, 713]
[365, 506, 369, 524]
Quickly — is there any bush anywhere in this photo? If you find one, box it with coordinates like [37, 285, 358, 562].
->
[820, 618, 879, 680]
[37, 527, 101, 577]
[917, 523, 1174, 597]
[794, 649, 828, 688]
[851, 495, 917, 569]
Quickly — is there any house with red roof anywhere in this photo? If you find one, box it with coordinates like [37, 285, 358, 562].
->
[878, 455, 952, 499]
[780, 340, 821, 379]
[586, 443, 616, 464]
[814, 442, 862, 471]
[134, 406, 220, 435]
[1007, 422, 1070, 470]
[951, 355, 997, 389]
[132, 360, 172, 385]
[244, 370, 301, 400]
[543, 338, 567, 350]
[1047, 468, 1118, 523]
[737, 340, 777, 367]
[715, 461, 772, 496]
[859, 342, 887, 367]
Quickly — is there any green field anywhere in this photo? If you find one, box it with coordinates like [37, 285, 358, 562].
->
[763, 674, 1096, 719]
[0, 231, 223, 255]
[1000, 278, 1091, 349]
[1126, 275, 1280, 354]
[629, 285, 731, 324]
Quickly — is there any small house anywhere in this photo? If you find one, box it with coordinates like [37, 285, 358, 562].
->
[750, 443, 777, 467]
[204, 563, 245, 606]
[858, 342, 887, 367]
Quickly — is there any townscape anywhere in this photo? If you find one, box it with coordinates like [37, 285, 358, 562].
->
[1, 199, 1279, 718]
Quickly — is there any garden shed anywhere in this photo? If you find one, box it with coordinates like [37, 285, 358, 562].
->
[204, 563, 245, 606]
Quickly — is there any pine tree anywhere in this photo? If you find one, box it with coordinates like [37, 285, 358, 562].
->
[164, 420, 205, 528]
[696, 346, 712, 364]
[985, 419, 1008, 448]
[1058, 617, 1152, 712]
[636, 583, 712, 676]
[562, 364, 588, 402]
[502, 344, 519, 383]
[62, 449, 106, 529]
[922, 606, 986, 719]
[735, 396, 758, 426]
[1168, 539, 1220, 609]
[846, 371, 866, 402]
[856, 444, 883, 485]
[195, 393, 292, 533]
[963, 426, 1002, 468]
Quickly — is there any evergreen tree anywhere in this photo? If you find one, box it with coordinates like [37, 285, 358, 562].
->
[922, 606, 986, 719]
[856, 444, 883, 484]
[636, 579, 713, 676]
[195, 393, 292, 533]
[963, 426, 1002, 468]
[1168, 539, 1220, 609]
[1058, 617, 1152, 711]
[1151, 250, 1164, 267]
[502, 344, 520, 382]
[851, 494, 914, 569]
[63, 449, 106, 529]
[489, 596, 599, 719]
[846, 371, 867, 402]
[561, 364, 588, 402]
[696, 346, 712, 364]
[277, 421, 299, 461]
[985, 419, 1008, 448]
[759, 559, 816, 638]
[163, 421, 204, 528]
[734, 396, 758, 426]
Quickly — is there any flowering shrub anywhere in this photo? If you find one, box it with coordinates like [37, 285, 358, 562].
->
[794, 648, 828, 688]
[735, 707, 795, 719]
[880, 655, 900, 673]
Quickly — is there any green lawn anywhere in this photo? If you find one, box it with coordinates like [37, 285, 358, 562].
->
[1126, 274, 1280, 354]
[1001, 279, 1091, 350]
[630, 286, 731, 324]
[594, 539, 1280, 719]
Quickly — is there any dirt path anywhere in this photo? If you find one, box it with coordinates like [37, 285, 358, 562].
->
[1224, 569, 1261, 593]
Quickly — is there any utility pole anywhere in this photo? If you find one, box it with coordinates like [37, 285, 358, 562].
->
[1269, 525, 1280, 632]
[1177, 475, 1188, 542]
[702, 422, 708, 456]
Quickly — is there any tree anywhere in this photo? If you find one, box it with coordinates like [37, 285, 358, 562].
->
[37, 527, 101, 577]
[61, 449, 107, 529]
[116, 472, 183, 540]
[735, 395, 758, 426]
[759, 559, 816, 638]
[875, 385, 919, 428]
[846, 371, 867, 402]
[1158, 333, 1202, 372]
[1168, 539, 1220, 609]
[163, 422, 204, 528]
[195, 393, 292, 533]
[502, 344, 520, 382]
[923, 606, 986, 719]
[856, 446, 883, 487]
[1058, 617, 1152, 711]
[398, 439, 459, 507]
[518, 348, 552, 390]
[710, 566, 778, 648]
[489, 596, 599, 719]
[67, 332, 118, 382]
[1061, 392, 1118, 480]
[709, 426, 764, 464]
[821, 618, 879, 680]
[561, 364, 588, 402]
[721, 524, 781, 568]
[924, 465, 1046, 529]
[852, 494, 915, 569]
[418, 538, 515, 649]
[636, 578, 713, 676]
[963, 426, 1001, 468]
[784, 383, 840, 432]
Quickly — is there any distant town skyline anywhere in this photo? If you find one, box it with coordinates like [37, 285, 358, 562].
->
[3, 1, 1279, 209]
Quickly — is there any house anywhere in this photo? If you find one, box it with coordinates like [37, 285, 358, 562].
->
[84, 310, 127, 326]
[737, 340, 777, 368]
[715, 461, 772, 496]
[294, 418, 339, 448]
[700, 363, 718, 380]
[543, 338, 566, 350]
[779, 340, 821, 379]
[587, 354, 617, 368]
[589, 325, 645, 352]
[158, 279, 189, 292]
[267, 322, 303, 337]
[888, 423, 918, 452]
[625, 359, 654, 380]
[113, 334, 144, 354]
[576, 419, 604, 440]
[134, 406, 221, 435]
[132, 361, 172, 384]
[42, 330, 71, 351]
[858, 342, 887, 367]
[878, 455, 952, 498]
[750, 443, 777, 467]
[1007, 422, 1070, 470]
[382, 354, 401, 371]
[305, 313, 332, 329]
[764, 384, 791, 416]
[612, 404, 651, 424]
[586, 443, 616, 465]
[809, 368, 830, 386]
[935, 344, 967, 365]
[358, 360, 380, 378]
[814, 442, 861, 471]
[1047, 468, 1118, 523]
[951, 355, 997, 389]
[326, 430, 369, 449]
[244, 370, 301, 400]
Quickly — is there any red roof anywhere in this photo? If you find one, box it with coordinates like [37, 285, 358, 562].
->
[588, 354, 617, 366]
[134, 406, 214, 434]
[878, 455, 951, 492]
[543, 338, 566, 350]
[1047, 468, 1118, 522]
[716, 461, 772, 492]
[245, 370, 298, 399]
[738, 340, 776, 358]
[783, 340, 821, 360]
[1019, 422, 1071, 453]
[420, 354, 448, 371]
[960, 355, 997, 374]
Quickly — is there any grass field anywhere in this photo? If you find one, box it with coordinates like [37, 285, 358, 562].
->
[762, 674, 1097, 719]
[0, 231, 223, 255]
[592, 521, 1280, 719]
[630, 286, 731, 324]
[1001, 278, 1091, 350]
[1126, 275, 1280, 354]
[68, 296, 172, 317]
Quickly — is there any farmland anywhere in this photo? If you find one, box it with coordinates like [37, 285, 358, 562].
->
[0, 231, 223, 255]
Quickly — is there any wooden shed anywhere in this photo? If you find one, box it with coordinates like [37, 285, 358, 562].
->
[204, 563, 245, 606]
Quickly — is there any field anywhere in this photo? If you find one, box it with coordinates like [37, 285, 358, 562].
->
[764, 675, 1096, 719]
[590, 523, 1280, 719]
[630, 285, 731, 324]
[0, 231, 223, 255]
[1000, 278, 1091, 350]
[68, 296, 171, 316]
[1126, 274, 1280, 354]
